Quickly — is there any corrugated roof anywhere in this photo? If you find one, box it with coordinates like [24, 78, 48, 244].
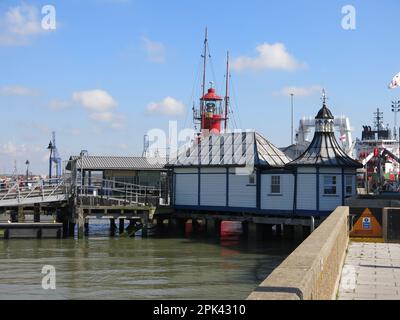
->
[65, 156, 166, 171]
[168, 131, 291, 168]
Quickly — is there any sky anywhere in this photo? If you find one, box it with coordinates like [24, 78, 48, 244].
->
[0, 0, 400, 175]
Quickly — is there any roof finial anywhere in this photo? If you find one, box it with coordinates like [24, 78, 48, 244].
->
[209, 81, 214, 88]
[321, 88, 327, 106]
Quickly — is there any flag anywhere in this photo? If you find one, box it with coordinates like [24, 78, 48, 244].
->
[339, 134, 346, 142]
[389, 72, 400, 89]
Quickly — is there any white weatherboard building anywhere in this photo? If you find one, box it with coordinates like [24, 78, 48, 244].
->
[169, 100, 363, 217]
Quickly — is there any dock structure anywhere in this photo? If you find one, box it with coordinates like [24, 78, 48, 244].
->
[0, 170, 173, 238]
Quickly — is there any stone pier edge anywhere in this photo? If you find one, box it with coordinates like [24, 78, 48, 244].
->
[247, 206, 349, 300]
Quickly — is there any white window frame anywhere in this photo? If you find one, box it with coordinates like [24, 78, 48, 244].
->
[270, 175, 281, 194]
[345, 175, 353, 196]
[323, 175, 337, 195]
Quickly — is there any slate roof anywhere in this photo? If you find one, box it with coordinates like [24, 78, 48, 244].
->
[168, 131, 291, 168]
[287, 104, 362, 168]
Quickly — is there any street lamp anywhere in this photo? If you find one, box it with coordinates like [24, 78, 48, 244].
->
[391, 100, 400, 141]
[290, 93, 294, 145]
[25, 160, 30, 181]
[47, 140, 53, 179]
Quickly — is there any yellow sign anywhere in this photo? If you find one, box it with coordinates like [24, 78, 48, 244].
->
[350, 208, 382, 238]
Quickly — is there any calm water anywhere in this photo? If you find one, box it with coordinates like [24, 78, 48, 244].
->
[0, 222, 297, 300]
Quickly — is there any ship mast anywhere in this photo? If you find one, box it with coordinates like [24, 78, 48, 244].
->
[201, 27, 208, 130]
[224, 51, 230, 131]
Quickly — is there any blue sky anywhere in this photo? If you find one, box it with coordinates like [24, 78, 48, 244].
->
[0, 0, 399, 174]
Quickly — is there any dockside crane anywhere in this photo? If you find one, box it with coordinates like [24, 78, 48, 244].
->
[47, 131, 62, 179]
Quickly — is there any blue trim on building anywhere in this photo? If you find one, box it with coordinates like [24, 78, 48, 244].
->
[293, 170, 298, 214]
[173, 205, 331, 217]
[256, 169, 261, 209]
[316, 167, 320, 214]
[173, 173, 176, 205]
[341, 168, 345, 206]
[226, 167, 229, 207]
[197, 167, 201, 206]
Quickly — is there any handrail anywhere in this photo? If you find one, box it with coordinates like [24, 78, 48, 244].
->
[0, 175, 169, 206]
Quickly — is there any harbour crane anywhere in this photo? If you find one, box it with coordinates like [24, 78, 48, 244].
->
[47, 131, 62, 179]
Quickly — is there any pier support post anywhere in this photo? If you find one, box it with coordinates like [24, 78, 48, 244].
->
[302, 225, 311, 238]
[34, 204, 40, 223]
[192, 219, 200, 233]
[294, 225, 304, 241]
[77, 208, 85, 238]
[275, 224, 282, 237]
[169, 218, 187, 235]
[242, 221, 249, 237]
[283, 225, 294, 239]
[110, 218, 117, 237]
[141, 214, 149, 237]
[206, 218, 221, 237]
[18, 206, 25, 223]
[155, 218, 165, 234]
[119, 218, 125, 234]
[68, 222, 75, 237]
[10, 210, 18, 223]
[84, 218, 89, 236]
[248, 222, 271, 241]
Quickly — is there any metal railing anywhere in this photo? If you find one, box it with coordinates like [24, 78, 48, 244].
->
[75, 177, 168, 207]
[0, 177, 67, 206]
[0, 175, 170, 207]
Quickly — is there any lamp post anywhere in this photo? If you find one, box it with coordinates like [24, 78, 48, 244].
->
[391, 100, 400, 141]
[47, 141, 53, 179]
[25, 160, 29, 181]
[392, 100, 400, 180]
[290, 93, 294, 145]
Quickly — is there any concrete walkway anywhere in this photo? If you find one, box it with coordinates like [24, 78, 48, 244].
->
[338, 242, 400, 300]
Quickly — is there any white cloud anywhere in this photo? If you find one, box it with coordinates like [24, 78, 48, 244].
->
[147, 97, 185, 116]
[142, 37, 166, 64]
[0, 4, 44, 46]
[0, 85, 38, 96]
[232, 43, 306, 72]
[278, 85, 323, 97]
[72, 89, 125, 129]
[72, 89, 117, 112]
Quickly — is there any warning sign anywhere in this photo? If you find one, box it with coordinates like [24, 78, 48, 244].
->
[350, 208, 382, 238]
[362, 217, 371, 230]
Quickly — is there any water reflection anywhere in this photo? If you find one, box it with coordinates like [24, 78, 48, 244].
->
[0, 220, 297, 300]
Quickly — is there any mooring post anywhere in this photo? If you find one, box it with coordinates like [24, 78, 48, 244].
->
[119, 218, 125, 234]
[77, 208, 85, 238]
[141, 213, 149, 237]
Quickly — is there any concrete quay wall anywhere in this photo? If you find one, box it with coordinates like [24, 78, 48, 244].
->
[248, 206, 349, 300]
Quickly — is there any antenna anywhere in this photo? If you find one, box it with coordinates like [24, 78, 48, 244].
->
[224, 51, 230, 131]
[374, 108, 384, 131]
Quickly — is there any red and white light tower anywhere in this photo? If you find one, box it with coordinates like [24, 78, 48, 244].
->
[193, 28, 229, 137]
